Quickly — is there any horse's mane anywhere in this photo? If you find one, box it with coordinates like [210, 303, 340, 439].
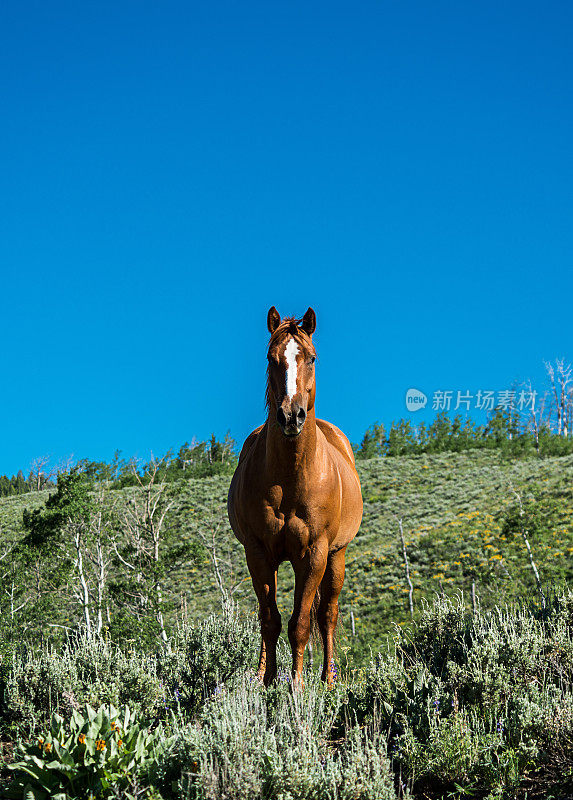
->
[265, 316, 315, 410]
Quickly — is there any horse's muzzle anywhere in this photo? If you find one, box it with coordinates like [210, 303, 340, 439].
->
[277, 401, 307, 436]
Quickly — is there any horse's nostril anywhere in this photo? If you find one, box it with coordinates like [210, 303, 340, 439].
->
[297, 407, 306, 423]
[277, 407, 287, 427]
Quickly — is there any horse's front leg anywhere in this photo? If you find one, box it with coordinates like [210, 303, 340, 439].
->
[245, 542, 280, 686]
[289, 542, 328, 689]
[317, 546, 347, 685]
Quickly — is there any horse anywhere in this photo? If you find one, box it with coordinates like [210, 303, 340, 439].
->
[227, 306, 363, 687]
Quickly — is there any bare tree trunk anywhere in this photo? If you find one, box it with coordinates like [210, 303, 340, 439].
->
[530, 392, 541, 456]
[398, 518, 414, 620]
[209, 526, 229, 602]
[73, 524, 92, 638]
[29, 455, 53, 491]
[194, 517, 245, 604]
[116, 456, 174, 647]
[0, 547, 30, 621]
[89, 498, 113, 637]
[153, 531, 169, 645]
[545, 359, 573, 437]
[520, 382, 548, 456]
[95, 531, 105, 635]
[156, 584, 168, 645]
[512, 488, 546, 610]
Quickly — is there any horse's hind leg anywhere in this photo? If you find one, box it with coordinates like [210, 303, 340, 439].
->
[317, 546, 347, 685]
[245, 543, 280, 686]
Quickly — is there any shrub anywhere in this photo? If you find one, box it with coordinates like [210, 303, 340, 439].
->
[5, 591, 573, 798]
[157, 673, 398, 800]
[374, 591, 573, 797]
[159, 601, 260, 714]
[1, 635, 164, 737]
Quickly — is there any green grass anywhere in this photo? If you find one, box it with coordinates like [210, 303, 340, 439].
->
[1, 448, 572, 664]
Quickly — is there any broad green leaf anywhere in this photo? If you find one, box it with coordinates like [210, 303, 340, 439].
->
[135, 730, 146, 761]
[71, 709, 84, 730]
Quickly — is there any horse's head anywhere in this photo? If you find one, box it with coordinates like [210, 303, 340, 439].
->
[265, 306, 317, 437]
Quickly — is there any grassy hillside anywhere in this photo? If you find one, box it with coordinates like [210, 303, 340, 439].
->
[1, 449, 572, 660]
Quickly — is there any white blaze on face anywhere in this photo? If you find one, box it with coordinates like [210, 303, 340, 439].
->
[284, 338, 299, 398]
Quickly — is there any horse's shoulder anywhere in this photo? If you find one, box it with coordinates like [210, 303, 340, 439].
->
[316, 419, 356, 467]
[237, 423, 265, 465]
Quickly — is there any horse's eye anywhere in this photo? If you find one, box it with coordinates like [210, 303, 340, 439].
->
[309, 357, 316, 365]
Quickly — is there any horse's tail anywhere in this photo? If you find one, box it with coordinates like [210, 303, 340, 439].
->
[310, 587, 322, 648]
[311, 585, 340, 664]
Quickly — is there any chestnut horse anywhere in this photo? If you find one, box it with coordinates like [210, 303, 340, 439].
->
[227, 307, 363, 686]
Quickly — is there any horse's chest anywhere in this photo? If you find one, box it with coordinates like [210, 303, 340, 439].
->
[258, 502, 312, 560]
[262, 502, 306, 532]
[260, 484, 333, 542]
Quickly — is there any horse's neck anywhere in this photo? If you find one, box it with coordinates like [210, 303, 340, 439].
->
[265, 407, 318, 474]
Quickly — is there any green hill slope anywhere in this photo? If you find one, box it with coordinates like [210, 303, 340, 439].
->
[1, 450, 572, 658]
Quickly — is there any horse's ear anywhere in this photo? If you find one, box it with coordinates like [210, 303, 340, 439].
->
[300, 307, 316, 336]
[267, 306, 281, 333]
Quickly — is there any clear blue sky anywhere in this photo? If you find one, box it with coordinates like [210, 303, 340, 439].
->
[1, 0, 571, 475]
